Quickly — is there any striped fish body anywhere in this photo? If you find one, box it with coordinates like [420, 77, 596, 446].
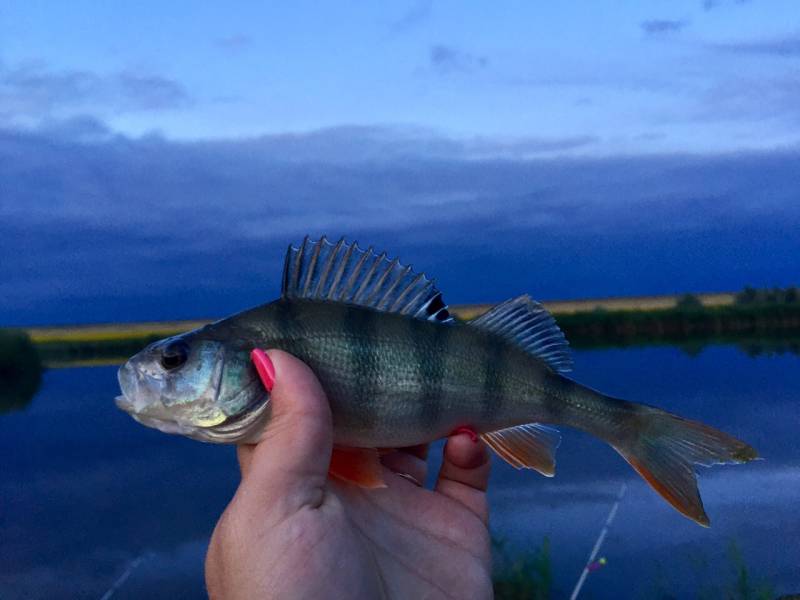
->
[117, 236, 757, 526]
[213, 298, 582, 448]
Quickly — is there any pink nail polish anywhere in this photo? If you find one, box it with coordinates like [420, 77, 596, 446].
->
[250, 349, 275, 391]
[452, 426, 479, 443]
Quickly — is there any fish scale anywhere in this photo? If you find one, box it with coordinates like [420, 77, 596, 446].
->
[116, 236, 758, 526]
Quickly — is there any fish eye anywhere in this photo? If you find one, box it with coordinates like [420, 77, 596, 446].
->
[160, 341, 190, 371]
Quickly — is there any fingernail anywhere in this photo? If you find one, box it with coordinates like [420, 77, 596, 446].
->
[452, 426, 479, 443]
[250, 349, 275, 391]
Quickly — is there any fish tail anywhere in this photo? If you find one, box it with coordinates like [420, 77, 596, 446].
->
[608, 404, 758, 526]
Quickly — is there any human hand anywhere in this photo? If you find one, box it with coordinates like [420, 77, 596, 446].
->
[205, 349, 493, 600]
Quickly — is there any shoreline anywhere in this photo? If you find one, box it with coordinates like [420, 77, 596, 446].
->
[7, 292, 799, 369]
[20, 291, 738, 343]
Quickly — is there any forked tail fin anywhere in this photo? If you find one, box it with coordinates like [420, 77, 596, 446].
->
[611, 407, 758, 526]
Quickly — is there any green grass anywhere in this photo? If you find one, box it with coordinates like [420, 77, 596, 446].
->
[491, 537, 776, 600]
[492, 536, 552, 600]
[645, 540, 775, 600]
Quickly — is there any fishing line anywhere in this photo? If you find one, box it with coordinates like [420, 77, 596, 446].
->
[569, 482, 627, 600]
[98, 553, 149, 600]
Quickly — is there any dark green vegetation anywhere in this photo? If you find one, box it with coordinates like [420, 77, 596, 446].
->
[0, 329, 43, 413]
[35, 334, 176, 367]
[17, 286, 800, 366]
[492, 537, 552, 600]
[735, 286, 799, 306]
[557, 303, 800, 350]
[492, 538, 776, 600]
[645, 540, 774, 600]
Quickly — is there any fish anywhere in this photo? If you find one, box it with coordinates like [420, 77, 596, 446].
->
[116, 236, 758, 526]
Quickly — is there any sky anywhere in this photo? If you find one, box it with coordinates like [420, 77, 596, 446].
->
[1, 1, 799, 325]
[2, 0, 800, 153]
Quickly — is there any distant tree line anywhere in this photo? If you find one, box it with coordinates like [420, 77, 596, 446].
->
[675, 293, 703, 310]
[735, 285, 799, 306]
[674, 286, 799, 311]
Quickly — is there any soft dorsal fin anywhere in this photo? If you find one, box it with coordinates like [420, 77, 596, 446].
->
[281, 236, 453, 323]
[469, 295, 572, 373]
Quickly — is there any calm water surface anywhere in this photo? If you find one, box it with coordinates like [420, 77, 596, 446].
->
[1, 345, 798, 599]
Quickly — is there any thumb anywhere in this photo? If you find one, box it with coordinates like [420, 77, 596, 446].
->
[237, 349, 333, 510]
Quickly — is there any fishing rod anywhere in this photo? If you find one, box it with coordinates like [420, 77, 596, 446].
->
[569, 482, 627, 600]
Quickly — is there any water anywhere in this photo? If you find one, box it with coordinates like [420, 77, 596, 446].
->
[1, 344, 798, 599]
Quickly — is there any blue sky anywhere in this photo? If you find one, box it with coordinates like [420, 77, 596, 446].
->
[2, 0, 799, 153]
[1, 1, 799, 325]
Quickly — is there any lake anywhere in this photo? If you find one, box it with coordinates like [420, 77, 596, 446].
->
[1, 344, 797, 599]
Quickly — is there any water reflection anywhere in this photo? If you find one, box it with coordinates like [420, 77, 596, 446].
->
[0, 342, 798, 599]
[675, 336, 800, 359]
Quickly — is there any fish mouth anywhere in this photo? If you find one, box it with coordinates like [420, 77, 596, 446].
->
[116, 362, 155, 413]
[114, 393, 197, 434]
[115, 378, 270, 444]
[114, 394, 134, 413]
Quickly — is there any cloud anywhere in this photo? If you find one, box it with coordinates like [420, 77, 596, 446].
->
[390, 0, 433, 33]
[429, 44, 488, 74]
[0, 60, 191, 122]
[35, 114, 114, 142]
[459, 134, 598, 156]
[640, 19, 688, 35]
[714, 33, 800, 57]
[1, 122, 799, 326]
[703, 0, 751, 10]
[203, 124, 597, 163]
[215, 34, 253, 50]
[115, 71, 190, 110]
[698, 75, 800, 123]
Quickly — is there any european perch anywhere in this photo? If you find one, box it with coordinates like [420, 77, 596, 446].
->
[116, 236, 758, 526]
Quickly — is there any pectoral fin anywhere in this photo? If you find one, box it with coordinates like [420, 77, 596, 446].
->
[329, 446, 387, 488]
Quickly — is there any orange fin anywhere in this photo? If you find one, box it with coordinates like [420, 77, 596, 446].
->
[611, 409, 758, 527]
[481, 423, 561, 476]
[329, 446, 387, 488]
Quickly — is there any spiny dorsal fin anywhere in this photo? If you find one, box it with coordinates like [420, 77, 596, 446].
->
[481, 423, 561, 477]
[281, 236, 453, 323]
[469, 295, 572, 373]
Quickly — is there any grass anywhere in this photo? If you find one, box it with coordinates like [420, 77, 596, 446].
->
[27, 321, 209, 343]
[645, 540, 775, 600]
[490, 537, 777, 600]
[455, 291, 736, 320]
[492, 536, 552, 600]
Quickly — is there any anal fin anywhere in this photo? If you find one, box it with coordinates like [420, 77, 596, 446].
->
[329, 446, 387, 489]
[481, 423, 561, 477]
